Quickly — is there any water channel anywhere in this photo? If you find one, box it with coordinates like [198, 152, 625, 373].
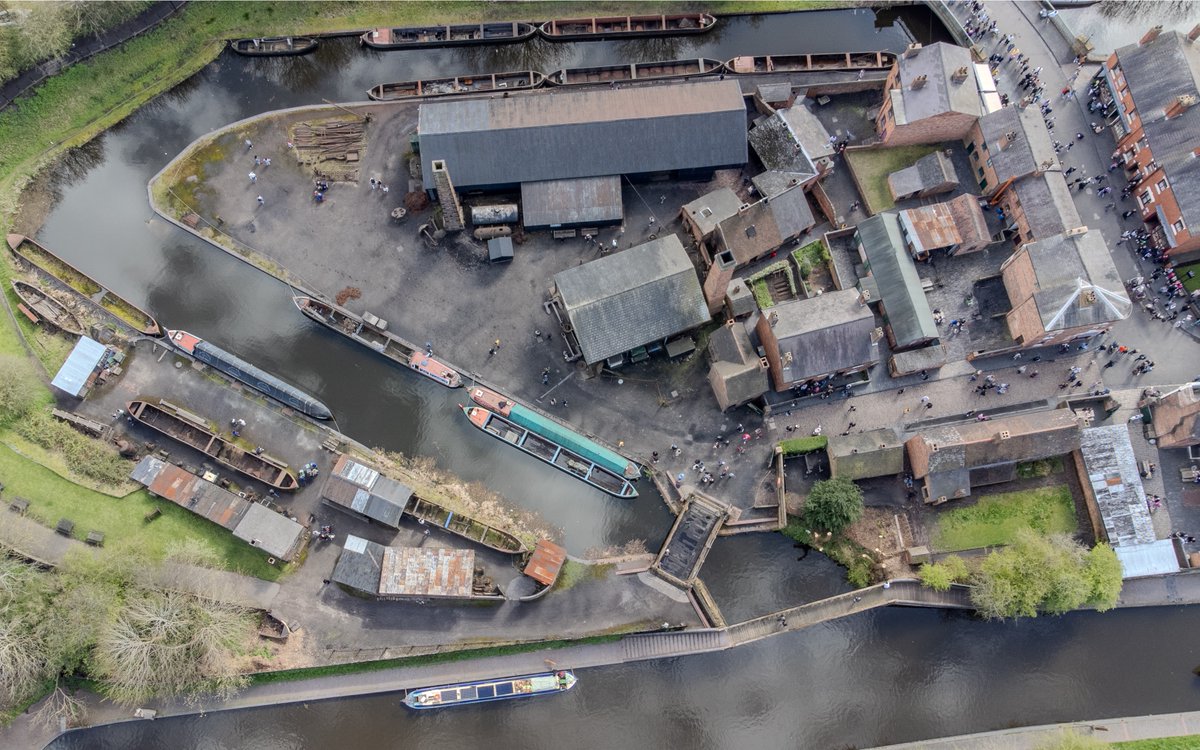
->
[28, 7, 1200, 748]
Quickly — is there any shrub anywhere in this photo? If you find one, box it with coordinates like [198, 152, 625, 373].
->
[778, 435, 828, 456]
[0, 354, 46, 426]
[14, 411, 130, 485]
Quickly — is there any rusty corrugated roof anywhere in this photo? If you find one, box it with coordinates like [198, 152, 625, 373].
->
[379, 547, 474, 598]
[524, 539, 567, 586]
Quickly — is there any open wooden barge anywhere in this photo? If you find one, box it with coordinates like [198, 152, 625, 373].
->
[126, 399, 299, 492]
[361, 22, 536, 50]
[725, 50, 895, 75]
[368, 70, 544, 101]
[547, 58, 724, 86]
[6, 234, 161, 337]
[539, 13, 716, 41]
[294, 295, 462, 388]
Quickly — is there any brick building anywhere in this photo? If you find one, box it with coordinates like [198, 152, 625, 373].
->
[963, 103, 1057, 196]
[1099, 25, 1200, 259]
[897, 194, 992, 258]
[875, 43, 986, 146]
[999, 227, 1132, 349]
[754, 290, 878, 391]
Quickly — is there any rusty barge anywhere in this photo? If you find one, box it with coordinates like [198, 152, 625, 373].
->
[725, 50, 895, 75]
[126, 399, 300, 492]
[547, 58, 724, 86]
[539, 13, 716, 41]
[368, 70, 544, 101]
[229, 36, 318, 56]
[11, 280, 84, 337]
[361, 22, 536, 50]
[293, 295, 462, 388]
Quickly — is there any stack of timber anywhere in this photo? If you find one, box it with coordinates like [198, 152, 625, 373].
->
[289, 118, 367, 180]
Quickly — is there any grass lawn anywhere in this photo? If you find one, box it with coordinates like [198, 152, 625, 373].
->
[931, 485, 1077, 552]
[1114, 738, 1200, 749]
[0, 442, 284, 580]
[1178, 262, 1200, 293]
[844, 144, 944, 213]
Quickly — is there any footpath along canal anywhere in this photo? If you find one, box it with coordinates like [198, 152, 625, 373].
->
[14, 6, 1200, 749]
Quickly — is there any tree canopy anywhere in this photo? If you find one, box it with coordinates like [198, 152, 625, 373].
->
[802, 477, 864, 535]
[0, 2, 153, 84]
[969, 532, 1122, 619]
[917, 555, 969, 592]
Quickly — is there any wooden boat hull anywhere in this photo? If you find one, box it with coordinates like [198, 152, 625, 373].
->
[294, 295, 463, 389]
[404, 671, 576, 709]
[230, 37, 318, 56]
[539, 14, 716, 41]
[127, 399, 300, 491]
[368, 70, 544, 101]
[463, 406, 637, 498]
[11, 280, 84, 336]
[6, 233, 162, 337]
[361, 22, 536, 50]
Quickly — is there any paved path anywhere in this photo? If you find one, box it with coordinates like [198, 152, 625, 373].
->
[867, 709, 1200, 749]
[0, 512, 279, 610]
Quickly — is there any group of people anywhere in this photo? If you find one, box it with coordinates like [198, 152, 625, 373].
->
[298, 461, 320, 486]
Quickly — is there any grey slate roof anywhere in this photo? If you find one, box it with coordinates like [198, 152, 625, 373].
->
[555, 234, 710, 364]
[887, 151, 956, 199]
[1021, 228, 1132, 331]
[1116, 31, 1200, 232]
[909, 410, 1081, 479]
[682, 187, 743, 239]
[231, 503, 305, 561]
[977, 105, 1056, 182]
[708, 323, 769, 407]
[419, 80, 748, 190]
[331, 535, 385, 595]
[715, 188, 815, 266]
[748, 103, 830, 198]
[521, 175, 623, 228]
[1011, 171, 1081, 238]
[891, 43, 983, 124]
[828, 427, 904, 480]
[855, 213, 938, 348]
[764, 290, 877, 381]
[1079, 425, 1156, 547]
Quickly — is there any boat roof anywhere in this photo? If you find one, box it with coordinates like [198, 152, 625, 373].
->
[167, 329, 201, 353]
[508, 403, 633, 477]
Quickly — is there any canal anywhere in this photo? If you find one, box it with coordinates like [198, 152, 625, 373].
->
[26, 7, 1200, 748]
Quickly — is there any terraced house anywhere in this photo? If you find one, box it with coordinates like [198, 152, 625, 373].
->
[1099, 24, 1200, 260]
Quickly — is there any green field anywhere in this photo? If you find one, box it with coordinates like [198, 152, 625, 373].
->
[0, 442, 283, 580]
[931, 485, 1077, 552]
[844, 144, 944, 213]
[1177, 262, 1200, 293]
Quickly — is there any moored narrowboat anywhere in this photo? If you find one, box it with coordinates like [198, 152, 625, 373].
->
[539, 13, 716, 41]
[368, 70, 544, 101]
[361, 21, 536, 50]
[547, 58, 724, 86]
[404, 671, 577, 709]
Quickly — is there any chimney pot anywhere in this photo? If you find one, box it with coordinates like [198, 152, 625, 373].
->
[1166, 93, 1198, 119]
[1189, 24, 1200, 43]
[904, 43, 922, 59]
[911, 74, 928, 89]
[1140, 25, 1163, 46]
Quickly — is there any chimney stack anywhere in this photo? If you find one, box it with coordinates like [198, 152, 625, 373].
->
[904, 43, 922, 59]
[1165, 93, 1198, 119]
[1140, 25, 1163, 46]
[1188, 23, 1200, 43]
[951, 66, 970, 83]
[999, 130, 1020, 151]
[911, 74, 928, 90]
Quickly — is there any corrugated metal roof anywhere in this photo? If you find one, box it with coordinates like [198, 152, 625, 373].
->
[1079, 424, 1155, 547]
[555, 234, 710, 364]
[379, 547, 475, 598]
[419, 80, 748, 189]
[50, 336, 106, 397]
[855, 213, 938, 347]
[1115, 539, 1180, 579]
[131, 456, 248, 531]
[319, 455, 411, 529]
[521, 175, 623, 228]
[523, 539, 567, 586]
[331, 535, 384, 594]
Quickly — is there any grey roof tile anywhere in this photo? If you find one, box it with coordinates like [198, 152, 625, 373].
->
[855, 213, 938, 347]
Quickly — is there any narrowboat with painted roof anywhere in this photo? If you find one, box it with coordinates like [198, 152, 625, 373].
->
[229, 36, 318, 56]
[547, 58, 724, 86]
[166, 329, 333, 420]
[539, 13, 716, 41]
[360, 21, 536, 50]
[293, 295, 462, 388]
[462, 391, 638, 498]
[403, 671, 576, 709]
[368, 70, 544, 101]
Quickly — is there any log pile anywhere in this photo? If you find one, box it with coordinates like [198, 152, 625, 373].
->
[288, 116, 367, 181]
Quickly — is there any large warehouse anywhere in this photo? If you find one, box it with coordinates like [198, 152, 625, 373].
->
[418, 80, 749, 227]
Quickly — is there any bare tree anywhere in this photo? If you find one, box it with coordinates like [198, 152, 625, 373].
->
[0, 618, 48, 705]
[33, 681, 85, 731]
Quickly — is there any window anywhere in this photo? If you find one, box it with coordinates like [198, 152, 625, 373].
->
[966, 141, 976, 155]
[1140, 190, 1153, 207]
[1156, 178, 1168, 192]
[977, 166, 985, 178]
[1175, 219, 1186, 232]
[979, 178, 988, 191]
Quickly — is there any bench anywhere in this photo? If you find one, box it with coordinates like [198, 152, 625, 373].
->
[1182, 466, 1199, 482]
[551, 229, 577, 240]
[55, 518, 74, 537]
[144, 507, 163, 523]
[85, 531, 105, 547]
[8, 497, 28, 515]
[16, 303, 40, 324]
